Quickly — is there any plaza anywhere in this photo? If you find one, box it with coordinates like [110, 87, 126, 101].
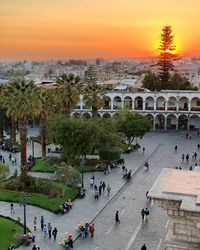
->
[1, 130, 200, 250]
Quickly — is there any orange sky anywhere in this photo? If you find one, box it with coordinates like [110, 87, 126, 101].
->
[1, 0, 200, 60]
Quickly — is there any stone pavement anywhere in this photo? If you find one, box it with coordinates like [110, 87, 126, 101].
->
[0, 130, 200, 250]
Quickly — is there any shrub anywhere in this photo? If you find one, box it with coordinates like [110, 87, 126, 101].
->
[99, 150, 121, 161]
[49, 188, 61, 198]
[46, 156, 62, 166]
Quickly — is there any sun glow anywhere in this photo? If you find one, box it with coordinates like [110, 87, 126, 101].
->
[165, 49, 171, 53]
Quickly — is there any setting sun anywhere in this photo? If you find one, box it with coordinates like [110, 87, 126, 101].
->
[165, 49, 171, 53]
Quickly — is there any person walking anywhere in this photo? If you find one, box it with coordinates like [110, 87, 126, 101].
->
[186, 153, 189, 163]
[198, 144, 200, 150]
[52, 227, 58, 242]
[33, 216, 37, 231]
[115, 210, 120, 223]
[10, 203, 15, 214]
[99, 184, 102, 197]
[40, 216, 44, 231]
[43, 224, 48, 237]
[11, 156, 15, 165]
[89, 223, 95, 238]
[48, 222, 52, 239]
[94, 189, 99, 200]
[142, 146, 145, 153]
[144, 207, 150, 220]
[90, 177, 94, 189]
[102, 181, 106, 192]
[9, 153, 12, 161]
[182, 154, 185, 162]
[141, 208, 145, 222]
[175, 145, 177, 152]
[141, 244, 147, 250]
[32, 245, 37, 250]
[106, 184, 111, 196]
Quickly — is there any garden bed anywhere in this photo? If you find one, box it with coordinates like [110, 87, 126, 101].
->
[30, 158, 57, 173]
[0, 180, 79, 214]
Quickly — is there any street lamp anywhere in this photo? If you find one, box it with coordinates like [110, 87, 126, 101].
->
[81, 158, 86, 188]
[31, 140, 35, 159]
[19, 194, 30, 234]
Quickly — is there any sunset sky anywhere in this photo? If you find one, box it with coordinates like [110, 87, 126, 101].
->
[1, 0, 200, 60]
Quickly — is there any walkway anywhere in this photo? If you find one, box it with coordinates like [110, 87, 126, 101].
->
[0, 133, 159, 250]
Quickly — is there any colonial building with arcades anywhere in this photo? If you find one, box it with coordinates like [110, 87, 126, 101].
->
[72, 90, 200, 131]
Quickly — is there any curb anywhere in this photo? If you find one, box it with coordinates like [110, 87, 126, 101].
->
[74, 143, 161, 242]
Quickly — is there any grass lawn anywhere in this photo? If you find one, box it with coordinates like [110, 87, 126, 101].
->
[0, 182, 79, 214]
[0, 216, 23, 250]
[30, 158, 57, 173]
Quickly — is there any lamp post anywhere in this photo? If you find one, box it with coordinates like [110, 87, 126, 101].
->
[19, 195, 29, 234]
[31, 140, 35, 159]
[81, 158, 86, 188]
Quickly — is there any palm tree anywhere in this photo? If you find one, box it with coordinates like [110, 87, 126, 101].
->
[2, 79, 41, 178]
[56, 73, 82, 116]
[38, 88, 55, 158]
[83, 83, 105, 117]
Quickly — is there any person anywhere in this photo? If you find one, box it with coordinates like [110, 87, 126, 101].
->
[144, 207, 150, 220]
[182, 154, 185, 162]
[190, 166, 193, 171]
[102, 181, 106, 192]
[94, 189, 99, 200]
[52, 227, 58, 242]
[142, 146, 145, 153]
[10, 203, 15, 214]
[175, 145, 177, 152]
[106, 184, 111, 196]
[89, 223, 95, 238]
[122, 165, 125, 172]
[144, 162, 149, 171]
[43, 224, 48, 237]
[40, 216, 44, 230]
[141, 244, 147, 250]
[115, 210, 120, 223]
[11, 155, 15, 165]
[141, 208, 145, 222]
[186, 153, 189, 163]
[198, 144, 200, 150]
[33, 216, 37, 231]
[99, 183, 102, 196]
[9, 153, 12, 161]
[32, 245, 37, 250]
[90, 177, 94, 189]
[48, 222, 52, 239]
[68, 234, 73, 248]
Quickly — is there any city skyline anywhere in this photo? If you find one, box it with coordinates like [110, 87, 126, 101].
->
[1, 0, 200, 60]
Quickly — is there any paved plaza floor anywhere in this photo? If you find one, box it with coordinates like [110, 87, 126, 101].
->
[0, 129, 200, 250]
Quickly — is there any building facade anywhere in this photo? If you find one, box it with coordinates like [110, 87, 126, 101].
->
[72, 90, 200, 131]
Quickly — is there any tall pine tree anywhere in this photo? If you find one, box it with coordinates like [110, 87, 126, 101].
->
[159, 26, 175, 89]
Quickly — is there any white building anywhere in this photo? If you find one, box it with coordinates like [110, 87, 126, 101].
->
[72, 90, 200, 131]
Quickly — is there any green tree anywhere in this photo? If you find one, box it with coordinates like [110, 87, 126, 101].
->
[159, 26, 175, 88]
[56, 73, 82, 116]
[56, 162, 81, 196]
[38, 88, 56, 158]
[115, 111, 151, 145]
[83, 83, 105, 117]
[142, 72, 161, 91]
[49, 116, 100, 164]
[170, 74, 198, 90]
[2, 79, 41, 178]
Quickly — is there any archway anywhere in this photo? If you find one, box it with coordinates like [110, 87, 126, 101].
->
[178, 114, 188, 130]
[155, 114, 165, 130]
[145, 114, 154, 129]
[134, 96, 143, 110]
[72, 112, 81, 118]
[156, 97, 165, 110]
[103, 96, 111, 110]
[191, 97, 200, 111]
[167, 114, 177, 130]
[189, 115, 200, 130]
[145, 97, 154, 110]
[113, 96, 122, 110]
[178, 97, 188, 111]
[97, 113, 102, 118]
[102, 113, 111, 118]
[124, 96, 133, 110]
[83, 112, 91, 119]
[167, 97, 177, 111]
